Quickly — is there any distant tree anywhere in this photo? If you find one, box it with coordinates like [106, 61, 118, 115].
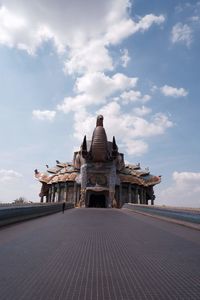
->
[13, 197, 27, 204]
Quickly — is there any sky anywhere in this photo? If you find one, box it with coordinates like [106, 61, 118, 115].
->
[0, 0, 199, 207]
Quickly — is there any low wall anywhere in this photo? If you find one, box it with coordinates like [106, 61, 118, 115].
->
[0, 203, 74, 227]
[123, 203, 200, 224]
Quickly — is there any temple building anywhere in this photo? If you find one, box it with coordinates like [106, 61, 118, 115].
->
[35, 115, 161, 208]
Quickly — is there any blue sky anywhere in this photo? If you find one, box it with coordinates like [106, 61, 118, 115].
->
[0, 0, 199, 207]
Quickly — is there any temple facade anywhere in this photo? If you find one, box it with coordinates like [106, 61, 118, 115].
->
[35, 115, 161, 208]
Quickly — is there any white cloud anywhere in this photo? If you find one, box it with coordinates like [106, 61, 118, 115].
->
[0, 0, 116, 53]
[98, 103, 173, 139]
[120, 48, 130, 67]
[0, 5, 57, 55]
[123, 139, 148, 156]
[64, 40, 113, 74]
[160, 85, 188, 97]
[76, 72, 138, 98]
[0, 1, 165, 73]
[157, 171, 200, 208]
[171, 23, 193, 47]
[173, 171, 200, 186]
[129, 113, 173, 138]
[57, 72, 138, 112]
[72, 101, 173, 156]
[120, 90, 151, 104]
[0, 0, 170, 160]
[32, 110, 56, 121]
[134, 14, 165, 32]
[73, 108, 96, 141]
[105, 14, 165, 45]
[57, 94, 94, 114]
[0, 169, 22, 182]
[65, 13, 165, 74]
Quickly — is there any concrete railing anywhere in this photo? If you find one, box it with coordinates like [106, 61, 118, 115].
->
[123, 203, 200, 224]
[0, 202, 74, 227]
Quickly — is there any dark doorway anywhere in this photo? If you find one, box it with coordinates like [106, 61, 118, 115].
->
[89, 194, 106, 208]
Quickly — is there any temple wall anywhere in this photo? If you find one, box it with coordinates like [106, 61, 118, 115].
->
[79, 161, 119, 207]
[45, 182, 80, 205]
[118, 183, 151, 206]
[44, 181, 154, 207]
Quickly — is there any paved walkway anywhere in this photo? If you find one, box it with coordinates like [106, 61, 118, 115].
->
[0, 208, 199, 300]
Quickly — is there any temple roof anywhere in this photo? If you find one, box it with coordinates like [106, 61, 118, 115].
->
[118, 164, 161, 186]
[35, 160, 160, 187]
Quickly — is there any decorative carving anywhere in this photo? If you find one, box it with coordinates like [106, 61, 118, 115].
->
[87, 174, 107, 186]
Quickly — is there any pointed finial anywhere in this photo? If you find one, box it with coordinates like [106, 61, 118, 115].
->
[112, 136, 118, 150]
[112, 136, 118, 159]
[82, 135, 87, 152]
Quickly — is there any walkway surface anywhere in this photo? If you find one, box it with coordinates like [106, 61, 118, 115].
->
[0, 208, 199, 300]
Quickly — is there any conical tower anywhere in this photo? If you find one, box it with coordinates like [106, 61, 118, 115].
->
[90, 115, 108, 162]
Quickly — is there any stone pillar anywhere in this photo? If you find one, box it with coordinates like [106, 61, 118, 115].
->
[142, 189, 145, 204]
[128, 184, 132, 203]
[65, 182, 68, 202]
[60, 186, 64, 202]
[80, 188, 86, 207]
[47, 186, 51, 203]
[57, 184, 61, 202]
[73, 182, 77, 205]
[52, 185, 55, 202]
[132, 188, 136, 203]
[115, 186, 120, 208]
[140, 188, 144, 204]
[119, 184, 122, 206]
[76, 184, 79, 206]
[143, 189, 147, 205]
[136, 187, 140, 204]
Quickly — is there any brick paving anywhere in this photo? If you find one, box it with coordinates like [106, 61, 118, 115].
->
[0, 208, 199, 300]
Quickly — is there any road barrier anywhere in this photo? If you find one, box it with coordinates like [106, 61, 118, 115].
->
[123, 203, 200, 224]
[0, 203, 74, 227]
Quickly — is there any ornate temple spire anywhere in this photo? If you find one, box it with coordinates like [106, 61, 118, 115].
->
[90, 115, 108, 162]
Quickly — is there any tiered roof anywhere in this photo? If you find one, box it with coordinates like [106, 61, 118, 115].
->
[35, 161, 161, 187]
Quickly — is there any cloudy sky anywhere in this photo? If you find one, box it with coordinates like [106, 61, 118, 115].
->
[0, 0, 199, 207]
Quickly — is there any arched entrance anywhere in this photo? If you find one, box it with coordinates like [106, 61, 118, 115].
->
[89, 194, 106, 208]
